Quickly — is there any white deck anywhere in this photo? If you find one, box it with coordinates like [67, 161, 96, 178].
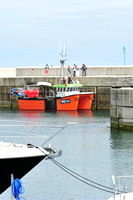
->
[0, 142, 49, 158]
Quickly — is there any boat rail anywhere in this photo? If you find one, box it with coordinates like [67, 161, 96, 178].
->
[112, 175, 133, 198]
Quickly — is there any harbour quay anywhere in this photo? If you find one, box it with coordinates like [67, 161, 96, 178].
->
[0, 65, 133, 111]
[110, 87, 133, 130]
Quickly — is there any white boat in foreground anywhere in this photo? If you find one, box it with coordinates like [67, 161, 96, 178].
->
[0, 140, 61, 194]
[108, 175, 133, 200]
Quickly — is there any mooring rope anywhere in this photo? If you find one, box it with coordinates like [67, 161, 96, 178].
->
[51, 159, 113, 194]
[11, 178, 25, 200]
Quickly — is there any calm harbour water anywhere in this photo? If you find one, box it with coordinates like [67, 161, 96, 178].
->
[0, 110, 133, 200]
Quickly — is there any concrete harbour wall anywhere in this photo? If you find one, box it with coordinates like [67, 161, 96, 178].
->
[16, 65, 133, 77]
[1, 65, 133, 110]
[0, 68, 16, 77]
[110, 87, 133, 130]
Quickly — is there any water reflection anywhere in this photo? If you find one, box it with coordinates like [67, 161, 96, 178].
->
[110, 128, 133, 176]
[18, 110, 94, 120]
[56, 110, 94, 118]
[18, 110, 46, 124]
[56, 110, 79, 118]
[110, 128, 133, 149]
[18, 110, 44, 119]
[78, 110, 93, 117]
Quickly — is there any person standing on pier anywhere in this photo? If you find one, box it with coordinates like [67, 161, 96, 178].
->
[73, 64, 78, 77]
[82, 64, 87, 76]
[45, 64, 49, 75]
[75, 65, 79, 77]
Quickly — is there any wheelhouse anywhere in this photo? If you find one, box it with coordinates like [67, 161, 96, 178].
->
[53, 83, 83, 97]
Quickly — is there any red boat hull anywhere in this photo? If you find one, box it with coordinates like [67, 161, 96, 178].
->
[78, 93, 94, 110]
[18, 93, 94, 111]
[56, 95, 79, 111]
[18, 99, 45, 110]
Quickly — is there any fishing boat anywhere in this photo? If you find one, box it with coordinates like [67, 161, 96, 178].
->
[108, 175, 133, 200]
[12, 47, 94, 111]
[52, 47, 94, 111]
[53, 82, 94, 111]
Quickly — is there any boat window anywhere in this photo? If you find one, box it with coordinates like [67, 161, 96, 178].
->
[66, 87, 69, 92]
[57, 88, 60, 92]
[63, 87, 66, 92]
[70, 87, 72, 92]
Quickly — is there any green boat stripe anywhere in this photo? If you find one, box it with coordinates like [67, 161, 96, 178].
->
[53, 83, 83, 88]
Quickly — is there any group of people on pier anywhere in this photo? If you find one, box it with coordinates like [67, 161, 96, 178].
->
[44, 63, 87, 77]
[67, 64, 87, 77]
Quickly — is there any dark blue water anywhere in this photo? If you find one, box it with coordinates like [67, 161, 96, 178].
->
[0, 110, 133, 200]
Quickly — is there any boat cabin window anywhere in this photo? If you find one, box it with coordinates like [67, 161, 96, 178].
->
[58, 88, 62, 92]
[63, 87, 66, 92]
[77, 87, 80, 91]
[70, 87, 73, 92]
[66, 87, 69, 92]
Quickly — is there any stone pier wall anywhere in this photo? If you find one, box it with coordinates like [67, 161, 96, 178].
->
[1, 65, 133, 110]
[110, 87, 133, 130]
[0, 83, 111, 110]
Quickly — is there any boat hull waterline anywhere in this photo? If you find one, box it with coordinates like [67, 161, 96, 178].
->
[18, 93, 94, 111]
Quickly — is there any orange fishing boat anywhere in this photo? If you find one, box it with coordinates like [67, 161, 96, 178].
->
[11, 46, 94, 111]
[52, 83, 94, 111]
[52, 46, 94, 111]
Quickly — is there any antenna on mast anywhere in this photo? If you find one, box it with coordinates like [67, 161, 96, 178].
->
[60, 43, 67, 64]
[60, 43, 67, 83]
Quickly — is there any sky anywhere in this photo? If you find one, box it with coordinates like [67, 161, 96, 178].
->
[0, 0, 133, 68]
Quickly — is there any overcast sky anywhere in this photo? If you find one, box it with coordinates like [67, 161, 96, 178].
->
[0, 0, 133, 67]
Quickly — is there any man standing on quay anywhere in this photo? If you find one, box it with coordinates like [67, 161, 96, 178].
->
[82, 64, 87, 76]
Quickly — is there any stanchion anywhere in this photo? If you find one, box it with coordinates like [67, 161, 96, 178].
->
[11, 174, 14, 200]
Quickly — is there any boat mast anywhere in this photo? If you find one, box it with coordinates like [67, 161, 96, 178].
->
[59, 44, 67, 84]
